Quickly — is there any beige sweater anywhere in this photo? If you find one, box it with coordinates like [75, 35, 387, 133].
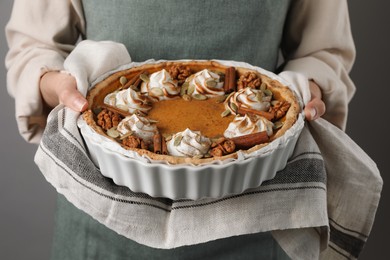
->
[5, 0, 356, 143]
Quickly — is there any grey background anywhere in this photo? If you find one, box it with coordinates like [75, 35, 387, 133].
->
[0, 1, 388, 259]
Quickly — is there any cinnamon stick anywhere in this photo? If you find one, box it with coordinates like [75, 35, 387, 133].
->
[122, 70, 148, 90]
[153, 133, 162, 154]
[100, 103, 131, 118]
[237, 106, 275, 121]
[230, 131, 269, 150]
[224, 67, 236, 93]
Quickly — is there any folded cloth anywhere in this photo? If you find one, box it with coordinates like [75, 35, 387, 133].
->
[34, 40, 382, 260]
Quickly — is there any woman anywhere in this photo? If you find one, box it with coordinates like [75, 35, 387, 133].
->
[5, 0, 355, 259]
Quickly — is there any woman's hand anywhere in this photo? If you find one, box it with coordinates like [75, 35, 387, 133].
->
[304, 80, 326, 121]
[40, 71, 88, 112]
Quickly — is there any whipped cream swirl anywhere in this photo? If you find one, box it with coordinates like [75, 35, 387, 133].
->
[167, 128, 211, 158]
[104, 88, 152, 114]
[224, 114, 274, 138]
[117, 114, 158, 144]
[225, 87, 271, 114]
[140, 69, 180, 100]
[186, 69, 225, 97]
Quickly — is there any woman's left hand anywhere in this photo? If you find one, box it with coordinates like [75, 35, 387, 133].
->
[304, 80, 326, 121]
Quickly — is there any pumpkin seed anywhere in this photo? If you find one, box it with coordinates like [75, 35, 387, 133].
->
[119, 131, 134, 140]
[119, 76, 128, 86]
[187, 84, 195, 95]
[255, 91, 264, 102]
[140, 73, 150, 83]
[230, 103, 238, 113]
[107, 127, 120, 138]
[193, 93, 207, 100]
[260, 82, 267, 91]
[263, 89, 273, 97]
[221, 109, 231, 117]
[174, 135, 183, 146]
[215, 94, 228, 103]
[206, 79, 217, 88]
[180, 82, 189, 96]
[182, 94, 192, 101]
[273, 121, 283, 129]
[262, 96, 272, 102]
[163, 133, 172, 141]
[130, 85, 139, 91]
[150, 87, 164, 96]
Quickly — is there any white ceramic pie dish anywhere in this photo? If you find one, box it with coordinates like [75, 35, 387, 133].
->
[77, 59, 305, 200]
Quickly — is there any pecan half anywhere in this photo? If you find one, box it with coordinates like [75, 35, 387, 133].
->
[237, 72, 262, 90]
[210, 138, 236, 157]
[97, 109, 122, 130]
[168, 65, 192, 84]
[269, 101, 291, 120]
[122, 135, 147, 150]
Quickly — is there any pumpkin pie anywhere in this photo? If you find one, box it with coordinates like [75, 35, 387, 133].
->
[82, 60, 300, 165]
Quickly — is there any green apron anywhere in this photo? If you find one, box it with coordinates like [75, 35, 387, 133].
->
[82, 0, 290, 71]
[52, 1, 292, 259]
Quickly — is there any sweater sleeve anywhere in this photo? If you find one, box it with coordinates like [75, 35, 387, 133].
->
[281, 0, 356, 130]
[5, 0, 84, 143]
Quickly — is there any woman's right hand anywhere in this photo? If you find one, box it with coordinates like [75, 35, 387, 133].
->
[40, 71, 88, 112]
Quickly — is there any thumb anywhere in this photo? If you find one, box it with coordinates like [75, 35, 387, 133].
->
[304, 98, 325, 121]
[59, 88, 88, 112]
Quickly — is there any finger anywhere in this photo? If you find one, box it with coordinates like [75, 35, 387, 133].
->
[304, 98, 326, 121]
[59, 88, 88, 112]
